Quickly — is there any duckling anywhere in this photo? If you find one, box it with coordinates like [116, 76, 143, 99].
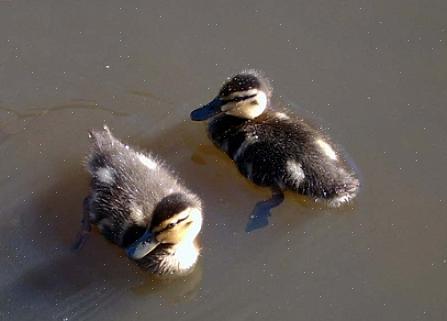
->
[73, 126, 203, 276]
[190, 70, 359, 208]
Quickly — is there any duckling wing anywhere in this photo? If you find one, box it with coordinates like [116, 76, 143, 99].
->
[256, 118, 359, 201]
[85, 129, 185, 245]
[209, 113, 358, 201]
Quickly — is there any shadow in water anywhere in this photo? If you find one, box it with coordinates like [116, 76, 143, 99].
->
[245, 189, 285, 232]
[131, 258, 203, 303]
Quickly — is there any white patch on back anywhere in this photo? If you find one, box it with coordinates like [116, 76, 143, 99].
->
[138, 153, 157, 170]
[275, 112, 289, 120]
[315, 139, 337, 161]
[286, 160, 305, 184]
[233, 134, 258, 160]
[96, 167, 114, 184]
[130, 204, 145, 223]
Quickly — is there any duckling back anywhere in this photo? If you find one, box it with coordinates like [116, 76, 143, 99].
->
[208, 111, 359, 206]
[86, 127, 196, 246]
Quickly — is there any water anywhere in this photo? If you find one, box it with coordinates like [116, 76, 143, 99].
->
[1, 1, 447, 320]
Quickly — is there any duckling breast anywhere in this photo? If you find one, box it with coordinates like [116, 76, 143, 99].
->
[135, 242, 200, 275]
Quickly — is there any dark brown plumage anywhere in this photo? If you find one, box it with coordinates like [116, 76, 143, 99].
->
[191, 70, 359, 207]
[74, 126, 203, 275]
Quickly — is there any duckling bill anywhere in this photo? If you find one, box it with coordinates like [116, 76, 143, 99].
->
[74, 126, 203, 276]
[190, 70, 359, 208]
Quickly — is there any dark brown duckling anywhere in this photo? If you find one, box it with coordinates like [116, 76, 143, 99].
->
[74, 126, 203, 275]
[190, 70, 359, 209]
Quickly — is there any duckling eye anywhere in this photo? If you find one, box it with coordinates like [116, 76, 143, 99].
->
[232, 96, 247, 102]
[167, 223, 176, 229]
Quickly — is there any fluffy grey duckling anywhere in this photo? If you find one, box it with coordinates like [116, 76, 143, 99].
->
[190, 70, 359, 211]
[74, 126, 203, 276]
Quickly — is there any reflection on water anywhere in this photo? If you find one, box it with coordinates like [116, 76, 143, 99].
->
[129, 90, 174, 106]
[0, 102, 128, 121]
[132, 262, 203, 303]
[0, 102, 128, 145]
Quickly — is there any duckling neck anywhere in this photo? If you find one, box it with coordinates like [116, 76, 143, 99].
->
[135, 239, 200, 275]
[169, 239, 200, 272]
[145, 239, 199, 275]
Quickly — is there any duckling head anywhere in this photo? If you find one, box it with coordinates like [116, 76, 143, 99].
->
[191, 70, 272, 121]
[127, 193, 203, 260]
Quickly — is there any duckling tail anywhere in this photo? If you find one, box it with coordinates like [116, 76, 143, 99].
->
[329, 176, 360, 207]
[88, 125, 115, 147]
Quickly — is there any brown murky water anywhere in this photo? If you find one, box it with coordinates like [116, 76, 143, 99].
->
[1, 1, 447, 320]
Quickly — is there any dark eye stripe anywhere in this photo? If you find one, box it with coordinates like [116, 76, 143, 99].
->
[158, 215, 190, 232]
[176, 215, 189, 224]
[223, 93, 257, 103]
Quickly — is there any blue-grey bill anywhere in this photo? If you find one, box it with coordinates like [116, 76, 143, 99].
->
[190, 97, 224, 121]
[126, 230, 160, 260]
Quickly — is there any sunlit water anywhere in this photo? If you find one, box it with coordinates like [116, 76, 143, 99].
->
[1, 1, 447, 320]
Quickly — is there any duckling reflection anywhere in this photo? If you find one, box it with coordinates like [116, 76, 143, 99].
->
[132, 256, 203, 303]
[73, 126, 203, 276]
[190, 70, 359, 230]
